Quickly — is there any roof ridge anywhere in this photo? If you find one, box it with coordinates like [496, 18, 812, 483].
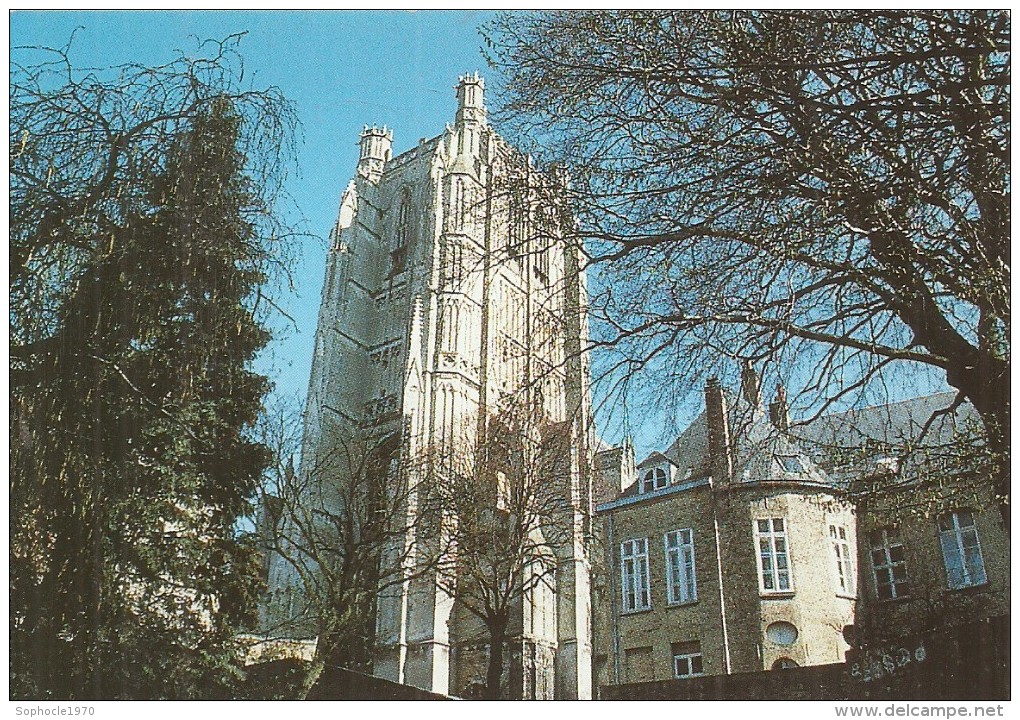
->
[387, 133, 443, 164]
[807, 390, 958, 422]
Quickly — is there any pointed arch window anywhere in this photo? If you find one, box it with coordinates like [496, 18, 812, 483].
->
[391, 189, 411, 276]
[397, 189, 412, 247]
[451, 178, 466, 231]
[507, 182, 527, 258]
[444, 237, 464, 286]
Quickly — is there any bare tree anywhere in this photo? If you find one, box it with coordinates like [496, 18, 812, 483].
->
[255, 404, 453, 693]
[425, 402, 577, 700]
[484, 10, 1009, 524]
[10, 35, 299, 699]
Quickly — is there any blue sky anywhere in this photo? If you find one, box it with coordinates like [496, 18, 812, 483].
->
[10, 10, 950, 461]
[11, 9, 497, 406]
[10, 10, 683, 452]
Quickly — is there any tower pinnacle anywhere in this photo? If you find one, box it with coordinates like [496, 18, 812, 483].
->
[358, 124, 393, 182]
[455, 72, 486, 125]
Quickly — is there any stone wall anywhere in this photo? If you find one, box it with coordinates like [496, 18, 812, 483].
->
[854, 479, 1010, 645]
[600, 616, 1008, 701]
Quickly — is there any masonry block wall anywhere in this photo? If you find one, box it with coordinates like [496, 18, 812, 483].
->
[595, 481, 855, 687]
[594, 381, 1008, 694]
[853, 479, 1010, 646]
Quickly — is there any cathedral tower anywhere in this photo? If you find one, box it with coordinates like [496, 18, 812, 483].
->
[271, 74, 594, 699]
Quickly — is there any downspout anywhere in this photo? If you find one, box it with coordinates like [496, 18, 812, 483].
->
[607, 510, 621, 685]
[705, 378, 734, 674]
[711, 482, 733, 675]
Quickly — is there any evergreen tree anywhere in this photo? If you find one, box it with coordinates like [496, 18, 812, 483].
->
[11, 40, 295, 699]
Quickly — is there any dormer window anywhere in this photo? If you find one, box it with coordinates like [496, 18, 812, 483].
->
[777, 455, 805, 473]
[641, 467, 668, 493]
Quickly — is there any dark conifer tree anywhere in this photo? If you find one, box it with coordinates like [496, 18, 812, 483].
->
[11, 40, 295, 699]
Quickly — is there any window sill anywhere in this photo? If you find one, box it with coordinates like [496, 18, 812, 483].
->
[667, 599, 699, 609]
[946, 580, 990, 594]
[876, 595, 912, 604]
[760, 591, 795, 600]
[836, 593, 858, 601]
[619, 607, 653, 617]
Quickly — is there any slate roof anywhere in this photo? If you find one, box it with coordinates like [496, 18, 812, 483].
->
[609, 390, 977, 500]
[637, 450, 677, 470]
[790, 391, 975, 454]
[790, 391, 978, 484]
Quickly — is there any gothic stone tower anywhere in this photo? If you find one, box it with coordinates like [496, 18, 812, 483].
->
[296, 74, 593, 699]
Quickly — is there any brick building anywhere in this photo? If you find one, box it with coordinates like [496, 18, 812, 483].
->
[798, 395, 1010, 652]
[593, 369, 857, 687]
[593, 373, 1009, 694]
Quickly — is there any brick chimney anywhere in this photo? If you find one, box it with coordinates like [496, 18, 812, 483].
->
[740, 359, 760, 407]
[705, 377, 733, 484]
[769, 384, 790, 431]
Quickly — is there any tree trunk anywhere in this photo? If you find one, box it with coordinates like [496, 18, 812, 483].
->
[485, 623, 506, 700]
[944, 352, 1010, 535]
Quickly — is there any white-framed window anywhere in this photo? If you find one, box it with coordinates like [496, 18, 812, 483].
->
[869, 527, 910, 601]
[620, 538, 651, 612]
[665, 529, 697, 604]
[671, 641, 704, 678]
[938, 510, 987, 589]
[755, 518, 792, 593]
[641, 467, 667, 493]
[829, 523, 856, 596]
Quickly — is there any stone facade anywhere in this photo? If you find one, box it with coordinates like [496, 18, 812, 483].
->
[799, 397, 1010, 650]
[265, 74, 593, 699]
[851, 484, 1009, 645]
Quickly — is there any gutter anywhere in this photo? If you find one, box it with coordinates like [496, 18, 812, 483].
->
[595, 477, 711, 513]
